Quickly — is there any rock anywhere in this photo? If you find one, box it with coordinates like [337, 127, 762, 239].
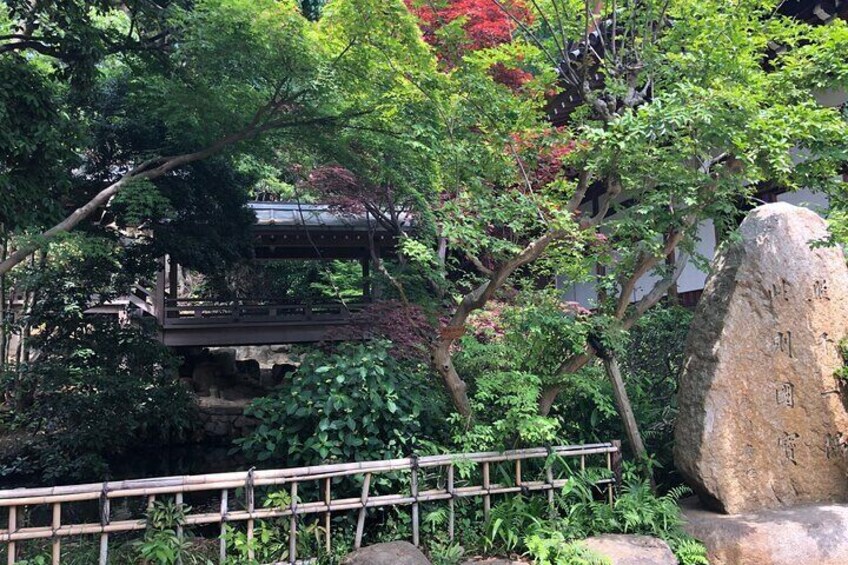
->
[674, 203, 848, 514]
[267, 363, 298, 387]
[461, 559, 528, 564]
[580, 535, 676, 565]
[342, 541, 431, 565]
[192, 362, 223, 395]
[208, 348, 237, 376]
[236, 359, 261, 382]
[232, 345, 298, 370]
[681, 496, 848, 564]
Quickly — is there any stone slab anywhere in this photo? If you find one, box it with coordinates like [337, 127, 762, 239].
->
[581, 534, 676, 565]
[681, 496, 848, 564]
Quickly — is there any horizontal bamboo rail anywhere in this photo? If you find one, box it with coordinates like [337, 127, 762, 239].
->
[0, 442, 622, 564]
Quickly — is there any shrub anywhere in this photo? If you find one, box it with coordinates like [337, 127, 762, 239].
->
[236, 340, 448, 467]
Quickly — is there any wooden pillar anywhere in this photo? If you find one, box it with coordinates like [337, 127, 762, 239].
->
[371, 246, 382, 300]
[360, 255, 371, 300]
[154, 257, 165, 324]
[168, 255, 178, 300]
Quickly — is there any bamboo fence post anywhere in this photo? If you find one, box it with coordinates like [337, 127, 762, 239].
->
[175, 492, 184, 542]
[354, 473, 371, 549]
[411, 457, 419, 547]
[481, 462, 490, 523]
[515, 460, 522, 488]
[219, 489, 228, 564]
[246, 469, 255, 561]
[606, 450, 614, 507]
[99, 484, 109, 565]
[545, 464, 555, 515]
[580, 454, 586, 473]
[147, 495, 156, 511]
[611, 439, 623, 496]
[323, 478, 331, 554]
[51, 503, 61, 565]
[288, 481, 298, 565]
[446, 464, 455, 542]
[7, 505, 16, 565]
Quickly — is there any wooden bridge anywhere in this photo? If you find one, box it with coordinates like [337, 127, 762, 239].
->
[0, 203, 400, 349]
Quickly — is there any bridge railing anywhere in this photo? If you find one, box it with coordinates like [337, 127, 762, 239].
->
[0, 442, 621, 564]
[162, 298, 367, 326]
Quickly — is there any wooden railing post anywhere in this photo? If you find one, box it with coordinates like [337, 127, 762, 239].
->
[323, 478, 331, 554]
[51, 503, 61, 565]
[289, 481, 298, 565]
[482, 462, 491, 523]
[411, 456, 420, 547]
[7, 505, 16, 565]
[246, 468, 255, 561]
[98, 484, 109, 565]
[354, 473, 371, 549]
[219, 489, 228, 564]
[611, 439, 623, 504]
[447, 464, 455, 542]
[175, 492, 184, 543]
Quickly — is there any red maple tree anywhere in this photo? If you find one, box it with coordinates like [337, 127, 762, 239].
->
[405, 0, 534, 88]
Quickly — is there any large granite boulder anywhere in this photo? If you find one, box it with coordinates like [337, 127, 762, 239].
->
[674, 202, 848, 514]
[342, 541, 431, 565]
[581, 535, 676, 565]
[681, 496, 848, 564]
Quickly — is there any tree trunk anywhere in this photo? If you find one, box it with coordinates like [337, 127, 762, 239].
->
[431, 340, 471, 419]
[602, 353, 655, 490]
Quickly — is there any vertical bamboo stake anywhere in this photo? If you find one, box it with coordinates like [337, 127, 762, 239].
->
[606, 451, 614, 507]
[611, 439, 623, 498]
[289, 482, 298, 565]
[147, 495, 156, 511]
[51, 503, 61, 565]
[175, 492, 184, 542]
[580, 454, 586, 473]
[7, 505, 16, 565]
[323, 478, 331, 554]
[515, 460, 522, 488]
[545, 465, 555, 514]
[99, 485, 109, 565]
[481, 462, 490, 522]
[447, 465, 455, 542]
[219, 489, 228, 564]
[246, 469, 255, 561]
[411, 463, 419, 547]
[354, 473, 371, 549]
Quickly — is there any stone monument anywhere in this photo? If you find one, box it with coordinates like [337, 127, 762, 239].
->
[674, 202, 848, 514]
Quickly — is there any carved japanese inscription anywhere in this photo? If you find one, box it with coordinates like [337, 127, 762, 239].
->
[776, 382, 794, 408]
[675, 203, 848, 514]
[779, 432, 800, 464]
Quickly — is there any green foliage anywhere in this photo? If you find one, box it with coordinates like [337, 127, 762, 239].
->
[237, 340, 447, 466]
[525, 533, 611, 565]
[2, 232, 194, 482]
[479, 473, 707, 565]
[134, 500, 213, 565]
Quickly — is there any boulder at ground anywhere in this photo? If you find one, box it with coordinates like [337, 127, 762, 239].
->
[461, 559, 528, 564]
[342, 541, 431, 565]
[681, 496, 848, 564]
[674, 203, 848, 514]
[581, 534, 676, 565]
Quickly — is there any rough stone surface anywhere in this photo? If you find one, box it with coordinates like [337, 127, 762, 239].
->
[581, 535, 676, 565]
[342, 541, 431, 565]
[461, 559, 528, 564]
[674, 203, 848, 514]
[681, 496, 848, 564]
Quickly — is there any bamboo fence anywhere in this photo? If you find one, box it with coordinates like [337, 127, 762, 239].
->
[0, 442, 622, 564]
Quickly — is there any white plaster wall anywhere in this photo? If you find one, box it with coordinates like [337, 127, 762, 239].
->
[776, 187, 829, 214]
